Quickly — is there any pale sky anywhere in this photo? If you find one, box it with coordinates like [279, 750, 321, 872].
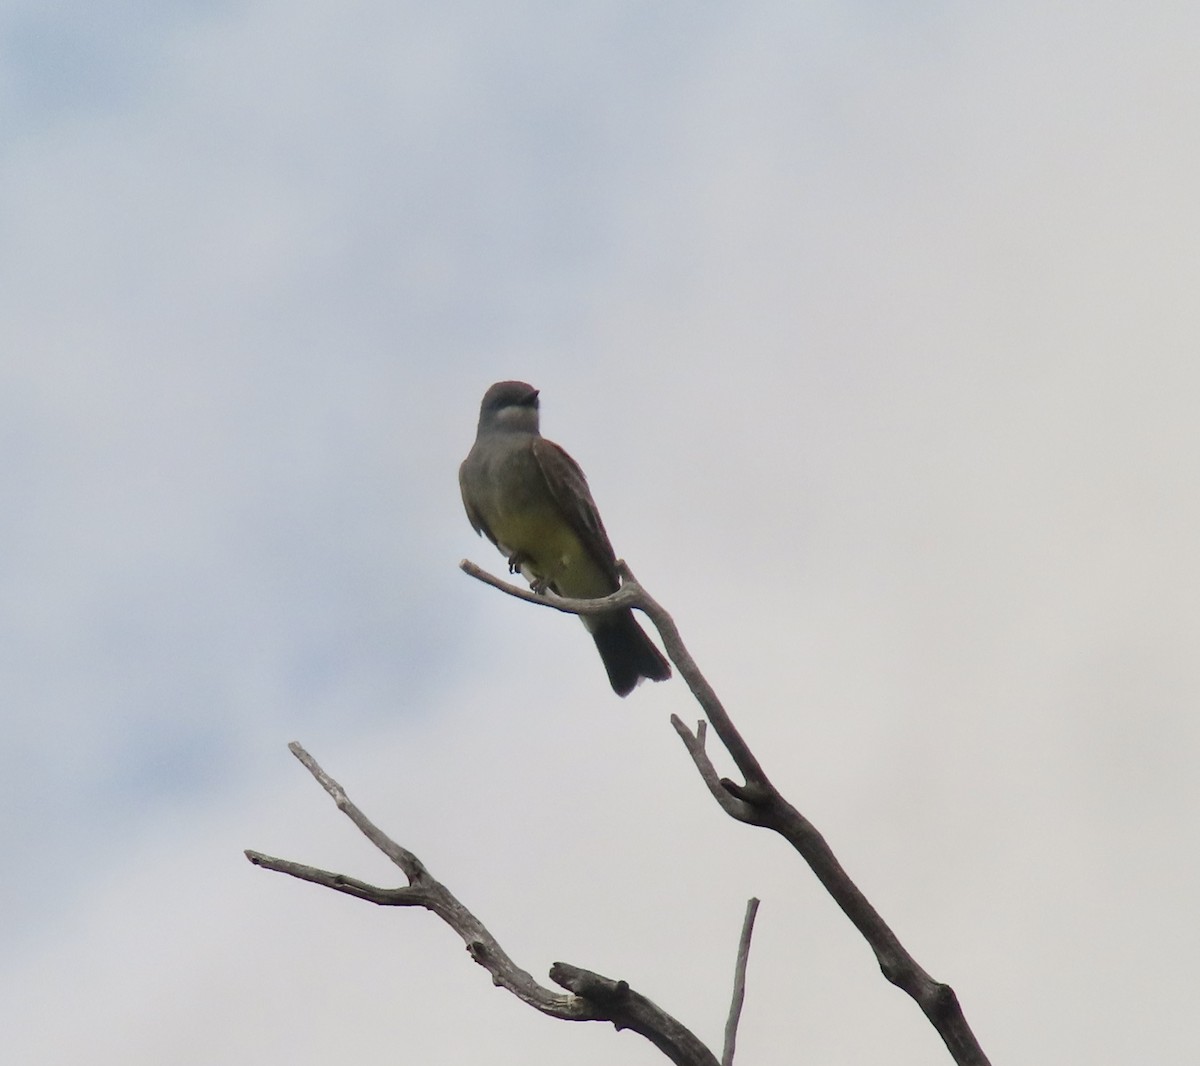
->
[3, 3, 1199, 1064]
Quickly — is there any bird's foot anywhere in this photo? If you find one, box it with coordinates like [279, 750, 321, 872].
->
[506, 551, 550, 594]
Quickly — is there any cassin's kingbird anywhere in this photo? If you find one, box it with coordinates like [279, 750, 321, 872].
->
[460, 380, 671, 697]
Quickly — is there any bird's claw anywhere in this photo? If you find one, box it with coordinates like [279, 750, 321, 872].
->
[506, 551, 549, 594]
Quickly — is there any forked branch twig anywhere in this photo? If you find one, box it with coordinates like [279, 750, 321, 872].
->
[246, 743, 720, 1066]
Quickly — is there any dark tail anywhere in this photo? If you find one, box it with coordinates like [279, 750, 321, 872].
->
[591, 608, 672, 697]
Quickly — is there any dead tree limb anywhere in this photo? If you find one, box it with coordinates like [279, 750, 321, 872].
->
[246, 743, 720, 1066]
[460, 558, 992, 1066]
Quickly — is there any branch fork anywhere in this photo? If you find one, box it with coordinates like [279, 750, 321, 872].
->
[247, 743, 722, 1066]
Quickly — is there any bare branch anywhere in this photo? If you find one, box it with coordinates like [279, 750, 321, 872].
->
[551, 963, 720, 1066]
[285, 741, 429, 883]
[623, 563, 770, 798]
[247, 744, 719, 1066]
[643, 580, 991, 1065]
[722, 898, 760, 1066]
[464, 559, 992, 1066]
[460, 558, 641, 615]
[245, 850, 434, 906]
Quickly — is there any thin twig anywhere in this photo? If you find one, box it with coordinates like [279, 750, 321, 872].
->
[722, 898, 760, 1066]
[669, 716, 759, 822]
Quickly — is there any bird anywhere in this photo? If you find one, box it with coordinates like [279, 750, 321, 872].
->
[459, 380, 671, 696]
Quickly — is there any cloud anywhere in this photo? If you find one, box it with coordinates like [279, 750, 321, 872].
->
[2, 3, 1199, 1063]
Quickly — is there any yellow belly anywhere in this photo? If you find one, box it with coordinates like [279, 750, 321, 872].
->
[492, 504, 614, 599]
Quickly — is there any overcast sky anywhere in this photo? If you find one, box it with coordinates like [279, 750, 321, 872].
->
[3, 3, 1199, 1063]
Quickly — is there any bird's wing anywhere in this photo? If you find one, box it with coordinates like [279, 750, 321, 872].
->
[458, 460, 498, 546]
[531, 438, 621, 581]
